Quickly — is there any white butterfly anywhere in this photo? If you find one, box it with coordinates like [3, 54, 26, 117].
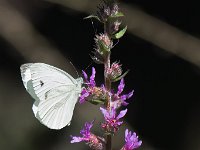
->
[20, 63, 83, 129]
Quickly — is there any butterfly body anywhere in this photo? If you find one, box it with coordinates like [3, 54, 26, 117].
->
[20, 63, 83, 129]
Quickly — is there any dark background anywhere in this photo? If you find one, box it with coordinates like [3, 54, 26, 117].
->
[0, 0, 200, 150]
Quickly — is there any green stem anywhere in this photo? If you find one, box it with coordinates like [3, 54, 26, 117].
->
[104, 52, 112, 150]
[104, 52, 111, 108]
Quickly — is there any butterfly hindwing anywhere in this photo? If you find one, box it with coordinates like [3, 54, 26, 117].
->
[37, 85, 77, 129]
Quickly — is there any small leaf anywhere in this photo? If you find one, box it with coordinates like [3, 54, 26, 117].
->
[112, 26, 127, 39]
[84, 15, 101, 22]
[112, 70, 129, 82]
[111, 12, 124, 18]
[90, 99, 105, 105]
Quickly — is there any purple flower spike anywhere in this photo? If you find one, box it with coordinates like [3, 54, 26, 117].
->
[121, 129, 142, 150]
[100, 107, 127, 132]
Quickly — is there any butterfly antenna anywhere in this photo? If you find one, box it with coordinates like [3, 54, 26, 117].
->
[112, 39, 120, 49]
[90, 18, 97, 35]
[69, 61, 80, 78]
[84, 61, 93, 72]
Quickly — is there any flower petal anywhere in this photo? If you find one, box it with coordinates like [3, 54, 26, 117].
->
[122, 101, 129, 106]
[82, 70, 88, 81]
[125, 129, 129, 138]
[116, 109, 127, 120]
[79, 89, 90, 103]
[117, 78, 125, 95]
[70, 136, 84, 143]
[90, 67, 96, 86]
[109, 107, 116, 119]
[100, 107, 108, 118]
[127, 90, 134, 99]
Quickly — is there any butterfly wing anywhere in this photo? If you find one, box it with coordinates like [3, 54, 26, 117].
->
[37, 85, 79, 129]
[20, 63, 82, 129]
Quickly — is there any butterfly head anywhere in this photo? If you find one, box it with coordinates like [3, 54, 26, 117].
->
[76, 77, 84, 92]
[76, 77, 83, 84]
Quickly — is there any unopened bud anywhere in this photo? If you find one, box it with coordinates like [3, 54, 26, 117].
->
[95, 33, 112, 50]
[106, 62, 122, 80]
[87, 134, 105, 150]
[111, 3, 119, 16]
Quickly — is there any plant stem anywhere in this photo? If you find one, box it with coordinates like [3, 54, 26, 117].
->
[104, 52, 112, 150]
[106, 134, 112, 150]
[104, 1, 113, 148]
[104, 52, 111, 108]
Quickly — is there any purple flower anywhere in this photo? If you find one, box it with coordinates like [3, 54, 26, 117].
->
[100, 107, 127, 132]
[80, 67, 96, 103]
[121, 129, 142, 150]
[111, 78, 134, 108]
[82, 67, 96, 87]
[71, 121, 104, 150]
[71, 121, 94, 143]
[80, 67, 107, 104]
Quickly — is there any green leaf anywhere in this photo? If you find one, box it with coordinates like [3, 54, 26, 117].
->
[112, 26, 127, 39]
[90, 99, 105, 105]
[84, 15, 101, 22]
[111, 12, 124, 18]
[112, 70, 129, 82]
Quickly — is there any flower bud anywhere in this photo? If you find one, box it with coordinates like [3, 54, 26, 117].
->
[106, 62, 122, 81]
[87, 134, 105, 150]
[95, 33, 112, 52]
[111, 20, 121, 33]
[111, 3, 119, 16]
[97, 4, 110, 22]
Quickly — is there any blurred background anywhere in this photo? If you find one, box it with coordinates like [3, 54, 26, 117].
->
[0, 0, 200, 150]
